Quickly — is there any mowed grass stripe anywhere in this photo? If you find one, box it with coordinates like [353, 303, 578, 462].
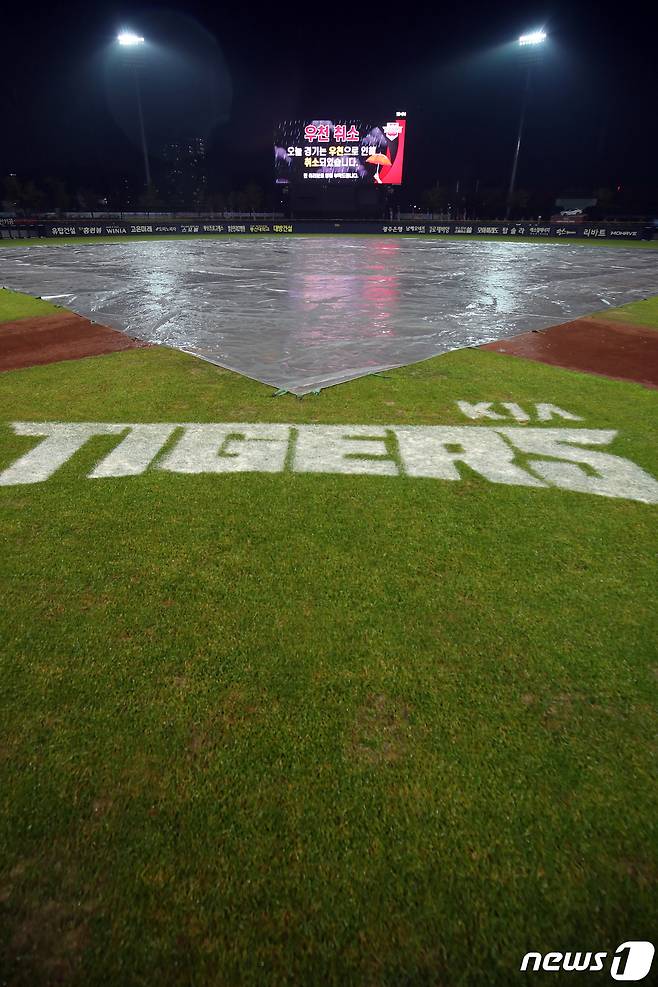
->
[593, 295, 658, 328]
[0, 287, 62, 323]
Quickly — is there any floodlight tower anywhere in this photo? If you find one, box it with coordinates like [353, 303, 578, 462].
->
[117, 31, 151, 188]
[505, 29, 547, 220]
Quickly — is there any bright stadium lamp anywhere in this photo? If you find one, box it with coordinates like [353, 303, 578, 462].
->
[117, 31, 145, 46]
[505, 29, 547, 219]
[519, 30, 547, 46]
[115, 32, 151, 187]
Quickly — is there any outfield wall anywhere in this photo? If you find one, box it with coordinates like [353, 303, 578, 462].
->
[0, 220, 650, 240]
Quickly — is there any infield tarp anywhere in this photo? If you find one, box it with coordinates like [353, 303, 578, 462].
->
[1, 238, 656, 393]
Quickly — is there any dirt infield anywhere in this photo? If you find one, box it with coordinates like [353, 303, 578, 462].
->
[3, 239, 658, 393]
[0, 312, 148, 372]
[482, 318, 658, 387]
[2, 308, 657, 388]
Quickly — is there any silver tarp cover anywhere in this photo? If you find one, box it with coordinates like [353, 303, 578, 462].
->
[1, 238, 656, 393]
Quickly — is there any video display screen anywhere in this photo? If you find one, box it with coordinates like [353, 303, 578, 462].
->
[274, 114, 407, 185]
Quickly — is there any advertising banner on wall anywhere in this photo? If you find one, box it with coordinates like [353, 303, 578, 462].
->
[274, 114, 407, 185]
[0, 221, 647, 240]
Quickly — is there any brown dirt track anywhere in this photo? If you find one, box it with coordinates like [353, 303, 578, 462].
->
[1, 310, 656, 388]
[482, 317, 658, 388]
[0, 313, 148, 372]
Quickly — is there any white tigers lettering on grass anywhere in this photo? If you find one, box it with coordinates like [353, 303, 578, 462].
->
[158, 424, 290, 475]
[1, 422, 657, 504]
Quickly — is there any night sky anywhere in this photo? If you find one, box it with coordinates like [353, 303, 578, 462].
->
[2, 0, 657, 201]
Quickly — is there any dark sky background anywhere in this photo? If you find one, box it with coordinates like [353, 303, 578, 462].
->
[2, 0, 657, 201]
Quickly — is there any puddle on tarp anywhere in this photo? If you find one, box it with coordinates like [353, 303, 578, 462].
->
[1, 237, 656, 393]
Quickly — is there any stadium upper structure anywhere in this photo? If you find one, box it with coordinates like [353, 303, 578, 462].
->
[274, 113, 407, 185]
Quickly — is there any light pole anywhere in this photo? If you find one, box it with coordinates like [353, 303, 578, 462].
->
[117, 32, 151, 188]
[505, 30, 546, 220]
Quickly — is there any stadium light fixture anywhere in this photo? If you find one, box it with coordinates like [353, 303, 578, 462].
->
[505, 29, 547, 219]
[115, 31, 151, 188]
[117, 31, 145, 46]
[519, 30, 546, 46]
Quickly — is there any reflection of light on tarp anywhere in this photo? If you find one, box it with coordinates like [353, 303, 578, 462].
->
[3, 238, 657, 394]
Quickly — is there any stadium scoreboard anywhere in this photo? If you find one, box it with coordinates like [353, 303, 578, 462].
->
[274, 112, 407, 185]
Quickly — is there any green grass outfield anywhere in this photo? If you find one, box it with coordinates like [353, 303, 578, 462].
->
[1, 232, 658, 248]
[0, 287, 657, 986]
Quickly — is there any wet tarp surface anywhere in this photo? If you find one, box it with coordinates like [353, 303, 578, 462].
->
[1, 237, 656, 393]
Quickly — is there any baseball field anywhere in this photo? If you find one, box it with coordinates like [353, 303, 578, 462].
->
[1, 234, 657, 986]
